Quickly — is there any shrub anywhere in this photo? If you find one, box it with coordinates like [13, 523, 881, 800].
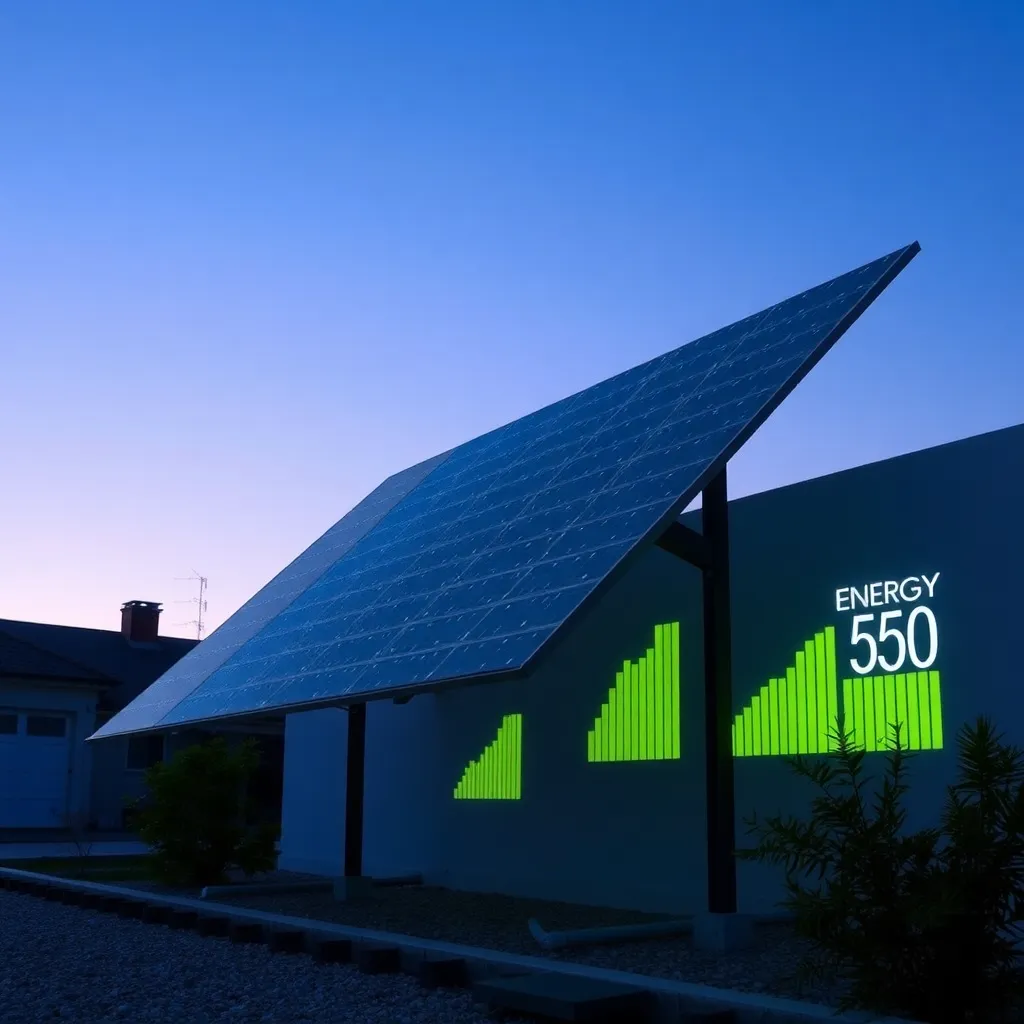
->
[128, 736, 279, 888]
[737, 716, 1024, 1023]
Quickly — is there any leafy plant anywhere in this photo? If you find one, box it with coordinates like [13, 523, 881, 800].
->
[737, 716, 1024, 1023]
[128, 736, 279, 888]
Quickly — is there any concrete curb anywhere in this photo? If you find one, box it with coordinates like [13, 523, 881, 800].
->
[0, 866, 921, 1024]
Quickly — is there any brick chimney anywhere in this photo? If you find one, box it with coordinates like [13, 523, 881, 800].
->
[121, 600, 162, 643]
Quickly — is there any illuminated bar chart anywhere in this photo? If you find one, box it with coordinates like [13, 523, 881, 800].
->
[587, 622, 681, 762]
[732, 627, 839, 757]
[453, 713, 522, 800]
[842, 671, 944, 751]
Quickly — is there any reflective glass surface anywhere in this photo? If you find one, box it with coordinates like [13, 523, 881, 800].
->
[90, 452, 450, 738]
[107, 244, 919, 732]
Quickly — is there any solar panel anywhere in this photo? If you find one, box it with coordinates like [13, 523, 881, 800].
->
[95, 243, 919, 737]
[88, 451, 450, 739]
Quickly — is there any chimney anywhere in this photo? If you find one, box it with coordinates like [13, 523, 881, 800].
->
[121, 600, 162, 643]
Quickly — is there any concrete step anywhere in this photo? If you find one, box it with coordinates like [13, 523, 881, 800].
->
[356, 944, 401, 975]
[474, 971, 653, 1023]
[308, 937, 353, 964]
[416, 957, 469, 989]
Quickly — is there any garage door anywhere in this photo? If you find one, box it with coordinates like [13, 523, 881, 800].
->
[0, 711, 72, 827]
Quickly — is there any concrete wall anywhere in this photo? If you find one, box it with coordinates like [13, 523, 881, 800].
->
[0, 682, 98, 827]
[278, 422, 1024, 914]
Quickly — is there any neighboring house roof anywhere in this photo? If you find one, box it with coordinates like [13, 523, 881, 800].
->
[0, 628, 112, 685]
[0, 618, 198, 711]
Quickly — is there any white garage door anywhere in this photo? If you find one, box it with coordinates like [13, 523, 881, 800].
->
[0, 711, 72, 828]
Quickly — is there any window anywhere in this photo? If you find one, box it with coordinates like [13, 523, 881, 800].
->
[26, 715, 67, 738]
[0, 713, 16, 735]
[126, 733, 165, 771]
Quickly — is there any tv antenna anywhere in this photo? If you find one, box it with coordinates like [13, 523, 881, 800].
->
[174, 570, 209, 640]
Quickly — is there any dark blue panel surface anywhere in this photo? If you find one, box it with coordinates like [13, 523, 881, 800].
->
[152, 244, 918, 727]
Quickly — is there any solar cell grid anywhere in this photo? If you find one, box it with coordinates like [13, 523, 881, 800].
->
[98, 243, 919, 734]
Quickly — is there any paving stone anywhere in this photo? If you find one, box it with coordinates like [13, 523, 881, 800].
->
[229, 921, 265, 944]
[356, 944, 402, 975]
[308, 936, 353, 964]
[417, 957, 469, 989]
[196, 915, 230, 937]
[267, 928, 306, 954]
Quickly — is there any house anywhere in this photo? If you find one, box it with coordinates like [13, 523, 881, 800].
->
[0, 601, 283, 831]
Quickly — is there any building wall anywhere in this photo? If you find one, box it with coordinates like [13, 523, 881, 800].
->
[279, 422, 1024, 914]
[0, 682, 97, 827]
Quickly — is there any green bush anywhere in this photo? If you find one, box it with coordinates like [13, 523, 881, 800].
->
[128, 736, 279, 888]
[737, 717, 1024, 1024]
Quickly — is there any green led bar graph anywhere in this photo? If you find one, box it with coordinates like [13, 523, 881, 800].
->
[732, 627, 839, 757]
[587, 622, 681, 762]
[842, 671, 944, 751]
[453, 713, 522, 800]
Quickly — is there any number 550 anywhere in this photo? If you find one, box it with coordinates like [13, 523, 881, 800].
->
[850, 608, 938, 675]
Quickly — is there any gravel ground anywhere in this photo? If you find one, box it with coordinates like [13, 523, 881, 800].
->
[205, 884, 846, 1007]
[0, 889, 520, 1024]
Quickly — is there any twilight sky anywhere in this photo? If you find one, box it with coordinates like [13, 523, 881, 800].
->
[1, 1, 1021, 638]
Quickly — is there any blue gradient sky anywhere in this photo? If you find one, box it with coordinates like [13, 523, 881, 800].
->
[1, 2, 1021, 637]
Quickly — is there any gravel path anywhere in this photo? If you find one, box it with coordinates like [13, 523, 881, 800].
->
[210, 885, 846, 1007]
[0, 890, 512, 1024]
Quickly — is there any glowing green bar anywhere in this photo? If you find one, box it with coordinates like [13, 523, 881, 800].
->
[750, 697, 761, 756]
[873, 677, 886, 751]
[929, 672, 943, 749]
[731, 721, 738, 756]
[502, 719, 509, 797]
[917, 672, 931, 748]
[777, 677, 789, 754]
[495, 730, 502, 799]
[663, 630, 672, 759]
[628, 662, 637, 761]
[824, 627, 837, 751]
[652, 643, 661, 760]
[814, 633, 828, 749]
[511, 716, 517, 797]
[882, 675, 895, 750]
[895, 674, 908, 751]
[786, 668, 798, 755]
[769, 678, 780, 754]
[506, 717, 513, 797]
[744, 706, 753, 754]
[854, 677, 865, 750]
[760, 684, 770, 755]
[645, 650, 655, 760]
[906, 672, 920, 750]
[512, 715, 519, 798]
[795, 652, 807, 754]
[841, 679, 853, 749]
[621, 667, 629, 760]
[614, 674, 623, 762]
[659, 626, 667, 757]
[803, 641, 817, 755]
[671, 622, 680, 758]
[863, 677, 875, 751]
[647, 648, 659, 760]
[636, 658, 645, 760]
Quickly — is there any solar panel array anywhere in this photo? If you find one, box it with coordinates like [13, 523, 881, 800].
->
[93, 243, 918, 737]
